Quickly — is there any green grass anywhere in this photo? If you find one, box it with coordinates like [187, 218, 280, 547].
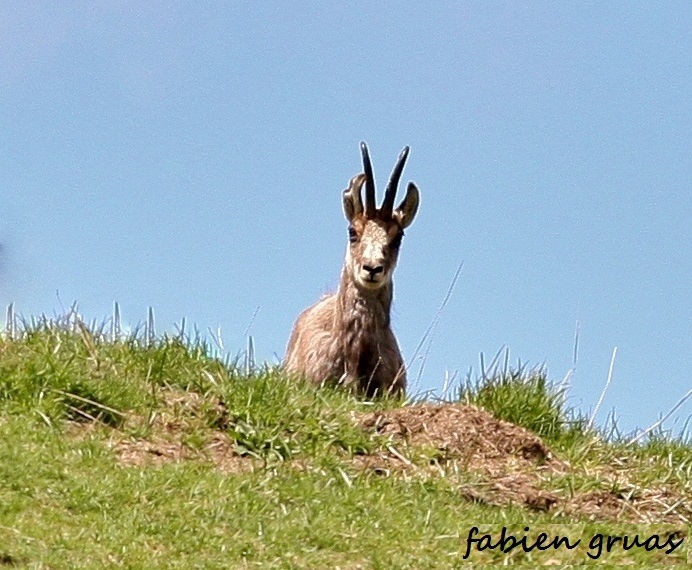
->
[0, 316, 689, 568]
[458, 365, 587, 447]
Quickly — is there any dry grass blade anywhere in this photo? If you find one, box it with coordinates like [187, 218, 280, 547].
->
[628, 387, 692, 444]
[588, 346, 617, 430]
[54, 390, 122, 416]
[408, 261, 464, 388]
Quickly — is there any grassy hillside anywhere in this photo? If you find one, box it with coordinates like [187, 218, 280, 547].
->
[0, 315, 689, 568]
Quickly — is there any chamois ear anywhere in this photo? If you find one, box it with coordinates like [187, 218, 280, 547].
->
[343, 173, 366, 222]
[343, 194, 355, 222]
[394, 182, 420, 228]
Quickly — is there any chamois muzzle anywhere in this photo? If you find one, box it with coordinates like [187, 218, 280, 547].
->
[362, 262, 385, 281]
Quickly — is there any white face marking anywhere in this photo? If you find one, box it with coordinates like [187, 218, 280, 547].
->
[361, 222, 388, 262]
[349, 219, 400, 290]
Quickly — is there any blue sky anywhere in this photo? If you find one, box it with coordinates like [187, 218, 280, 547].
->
[1, 3, 690, 436]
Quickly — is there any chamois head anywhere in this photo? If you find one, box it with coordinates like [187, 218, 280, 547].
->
[342, 142, 420, 291]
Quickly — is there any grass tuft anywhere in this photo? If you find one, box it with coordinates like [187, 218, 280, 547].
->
[458, 366, 588, 448]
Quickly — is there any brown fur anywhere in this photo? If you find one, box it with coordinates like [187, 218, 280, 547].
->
[284, 143, 420, 397]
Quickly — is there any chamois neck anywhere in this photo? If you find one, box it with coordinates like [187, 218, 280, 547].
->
[337, 267, 393, 329]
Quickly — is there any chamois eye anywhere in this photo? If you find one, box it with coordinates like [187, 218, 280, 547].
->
[348, 226, 358, 243]
[391, 230, 404, 249]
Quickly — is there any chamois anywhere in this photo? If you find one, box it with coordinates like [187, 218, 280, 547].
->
[284, 142, 420, 397]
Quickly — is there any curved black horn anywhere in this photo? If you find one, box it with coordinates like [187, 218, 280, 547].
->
[381, 146, 410, 219]
[360, 141, 376, 217]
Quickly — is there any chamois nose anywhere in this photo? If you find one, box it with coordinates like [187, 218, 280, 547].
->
[362, 263, 384, 278]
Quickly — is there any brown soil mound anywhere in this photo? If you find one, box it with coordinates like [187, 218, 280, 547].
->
[107, 390, 254, 474]
[357, 403, 562, 511]
[112, 432, 254, 474]
[360, 403, 555, 465]
[92, 393, 689, 524]
[356, 403, 690, 524]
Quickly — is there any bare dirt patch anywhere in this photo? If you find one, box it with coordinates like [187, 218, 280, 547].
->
[71, 393, 690, 523]
[105, 389, 255, 474]
[560, 485, 692, 524]
[112, 432, 255, 474]
[359, 403, 556, 465]
[357, 403, 691, 524]
[358, 404, 562, 511]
